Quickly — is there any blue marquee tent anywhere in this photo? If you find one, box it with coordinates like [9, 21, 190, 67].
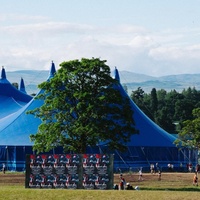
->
[0, 63, 59, 171]
[0, 63, 197, 171]
[95, 68, 197, 171]
[0, 67, 32, 119]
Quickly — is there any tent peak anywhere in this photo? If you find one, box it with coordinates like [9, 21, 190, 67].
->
[49, 61, 56, 78]
[1, 66, 6, 79]
[114, 67, 120, 82]
[19, 77, 27, 94]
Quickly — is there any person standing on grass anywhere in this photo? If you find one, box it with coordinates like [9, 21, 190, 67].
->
[195, 164, 200, 174]
[138, 167, 143, 181]
[158, 170, 161, 181]
[155, 163, 160, 173]
[2, 163, 6, 174]
[193, 172, 198, 186]
[119, 174, 126, 190]
[150, 164, 155, 174]
[2, 163, 5, 174]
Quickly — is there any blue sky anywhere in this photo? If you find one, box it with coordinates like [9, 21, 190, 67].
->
[1, 0, 200, 76]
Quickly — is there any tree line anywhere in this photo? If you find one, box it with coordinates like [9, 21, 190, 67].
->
[130, 86, 200, 134]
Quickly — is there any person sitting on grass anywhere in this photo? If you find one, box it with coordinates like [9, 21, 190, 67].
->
[125, 182, 133, 190]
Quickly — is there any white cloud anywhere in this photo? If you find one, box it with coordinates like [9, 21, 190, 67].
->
[1, 22, 94, 36]
[0, 13, 49, 23]
[1, 13, 200, 76]
[149, 43, 200, 62]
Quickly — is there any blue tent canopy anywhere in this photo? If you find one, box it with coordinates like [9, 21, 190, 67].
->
[0, 67, 33, 119]
[0, 62, 56, 145]
[113, 68, 176, 147]
[0, 63, 197, 171]
[0, 67, 32, 102]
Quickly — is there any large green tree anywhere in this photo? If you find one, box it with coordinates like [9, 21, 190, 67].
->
[175, 108, 200, 149]
[28, 58, 138, 154]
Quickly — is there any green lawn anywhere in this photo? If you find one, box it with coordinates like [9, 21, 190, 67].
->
[0, 187, 199, 200]
[0, 172, 199, 200]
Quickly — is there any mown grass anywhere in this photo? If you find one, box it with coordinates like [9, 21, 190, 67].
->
[0, 172, 199, 200]
[0, 187, 200, 200]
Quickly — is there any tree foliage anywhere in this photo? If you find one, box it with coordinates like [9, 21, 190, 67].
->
[131, 87, 200, 133]
[12, 82, 18, 89]
[28, 58, 138, 154]
[174, 108, 200, 149]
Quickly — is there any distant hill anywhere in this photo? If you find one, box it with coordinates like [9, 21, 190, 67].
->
[116, 71, 200, 94]
[5, 70, 200, 95]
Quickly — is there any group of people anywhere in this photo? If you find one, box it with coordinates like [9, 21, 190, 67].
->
[113, 174, 135, 190]
[150, 163, 161, 173]
[150, 163, 162, 180]
[117, 167, 150, 190]
[115, 163, 199, 190]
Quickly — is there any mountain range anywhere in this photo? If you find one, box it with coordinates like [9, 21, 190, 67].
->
[5, 70, 200, 95]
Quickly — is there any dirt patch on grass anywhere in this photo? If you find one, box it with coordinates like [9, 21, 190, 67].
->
[0, 173, 25, 186]
[0, 172, 197, 189]
[114, 172, 196, 189]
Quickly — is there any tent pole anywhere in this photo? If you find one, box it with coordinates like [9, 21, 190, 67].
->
[23, 146, 25, 171]
[115, 150, 129, 169]
[141, 147, 150, 166]
[6, 146, 8, 171]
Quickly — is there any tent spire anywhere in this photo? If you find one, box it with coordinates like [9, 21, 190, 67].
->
[19, 77, 26, 93]
[1, 66, 6, 79]
[114, 67, 120, 82]
[49, 61, 56, 78]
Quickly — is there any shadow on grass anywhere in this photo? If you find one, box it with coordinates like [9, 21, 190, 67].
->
[141, 187, 200, 192]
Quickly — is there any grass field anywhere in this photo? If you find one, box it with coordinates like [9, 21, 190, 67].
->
[0, 172, 199, 200]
